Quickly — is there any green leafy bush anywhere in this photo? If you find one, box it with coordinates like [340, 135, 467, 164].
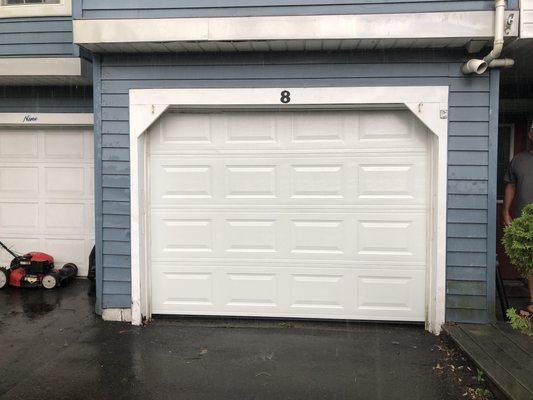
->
[506, 308, 533, 336]
[502, 204, 533, 278]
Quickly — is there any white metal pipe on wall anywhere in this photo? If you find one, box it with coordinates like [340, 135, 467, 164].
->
[461, 0, 514, 74]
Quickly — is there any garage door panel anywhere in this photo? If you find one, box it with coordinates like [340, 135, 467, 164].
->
[225, 219, 277, 254]
[0, 128, 94, 275]
[356, 216, 426, 261]
[152, 269, 215, 308]
[356, 272, 426, 319]
[0, 166, 39, 196]
[44, 167, 86, 198]
[224, 272, 279, 308]
[151, 164, 213, 200]
[86, 168, 95, 200]
[290, 164, 345, 199]
[0, 131, 38, 158]
[150, 211, 425, 263]
[290, 219, 347, 256]
[224, 112, 278, 144]
[150, 155, 426, 206]
[290, 112, 354, 144]
[356, 160, 424, 201]
[159, 112, 213, 145]
[151, 217, 214, 255]
[150, 111, 427, 154]
[44, 202, 86, 233]
[149, 110, 429, 322]
[151, 264, 425, 321]
[225, 164, 278, 199]
[359, 111, 420, 143]
[0, 202, 38, 230]
[43, 132, 86, 160]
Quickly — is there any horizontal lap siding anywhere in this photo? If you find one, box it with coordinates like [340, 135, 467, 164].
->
[81, 0, 494, 18]
[0, 86, 93, 113]
[0, 17, 74, 57]
[97, 51, 493, 323]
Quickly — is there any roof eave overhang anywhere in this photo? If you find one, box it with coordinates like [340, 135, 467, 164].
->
[73, 11, 519, 53]
[0, 57, 92, 86]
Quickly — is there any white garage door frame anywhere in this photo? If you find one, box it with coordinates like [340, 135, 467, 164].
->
[129, 87, 449, 334]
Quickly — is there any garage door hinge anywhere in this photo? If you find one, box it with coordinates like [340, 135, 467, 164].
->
[440, 110, 448, 120]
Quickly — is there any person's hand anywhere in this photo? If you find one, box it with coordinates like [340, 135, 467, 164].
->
[503, 211, 513, 227]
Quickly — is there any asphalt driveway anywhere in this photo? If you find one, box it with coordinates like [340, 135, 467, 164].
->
[0, 280, 502, 400]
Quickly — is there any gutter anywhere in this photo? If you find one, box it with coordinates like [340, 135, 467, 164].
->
[461, 0, 515, 74]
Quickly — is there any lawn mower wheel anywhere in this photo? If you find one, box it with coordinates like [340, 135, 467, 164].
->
[42, 273, 58, 290]
[0, 267, 9, 289]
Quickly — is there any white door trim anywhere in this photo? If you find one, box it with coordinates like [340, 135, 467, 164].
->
[129, 87, 449, 334]
[0, 113, 94, 127]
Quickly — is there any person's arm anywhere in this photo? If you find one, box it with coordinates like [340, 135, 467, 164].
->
[503, 183, 516, 226]
[502, 157, 517, 227]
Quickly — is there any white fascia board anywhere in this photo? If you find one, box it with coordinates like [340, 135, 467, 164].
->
[0, 0, 71, 18]
[130, 87, 448, 111]
[0, 57, 90, 78]
[74, 11, 518, 46]
[0, 113, 93, 126]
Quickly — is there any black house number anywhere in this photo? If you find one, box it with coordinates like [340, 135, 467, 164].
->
[280, 90, 291, 104]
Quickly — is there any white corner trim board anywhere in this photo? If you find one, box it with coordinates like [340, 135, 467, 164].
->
[0, 0, 71, 18]
[74, 11, 518, 46]
[0, 58, 89, 78]
[0, 113, 93, 126]
[129, 86, 449, 334]
[521, 0, 533, 38]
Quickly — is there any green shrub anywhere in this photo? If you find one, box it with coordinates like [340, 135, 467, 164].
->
[506, 308, 533, 336]
[502, 204, 533, 278]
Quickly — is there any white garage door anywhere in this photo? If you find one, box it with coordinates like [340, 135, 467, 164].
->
[149, 110, 430, 321]
[0, 127, 94, 276]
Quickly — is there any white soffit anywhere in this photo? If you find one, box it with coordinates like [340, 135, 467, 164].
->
[74, 11, 519, 53]
[0, 57, 92, 86]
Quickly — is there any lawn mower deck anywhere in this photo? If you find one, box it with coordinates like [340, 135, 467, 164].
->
[0, 241, 78, 290]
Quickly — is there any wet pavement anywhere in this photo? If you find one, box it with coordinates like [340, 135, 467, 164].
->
[0, 280, 501, 400]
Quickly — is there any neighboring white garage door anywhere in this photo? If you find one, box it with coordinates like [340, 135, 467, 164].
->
[0, 127, 94, 276]
[149, 110, 430, 321]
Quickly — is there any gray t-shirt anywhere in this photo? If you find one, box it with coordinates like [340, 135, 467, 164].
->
[504, 151, 533, 214]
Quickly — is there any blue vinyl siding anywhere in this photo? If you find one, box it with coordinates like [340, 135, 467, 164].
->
[79, 0, 495, 18]
[94, 50, 497, 323]
[0, 86, 92, 113]
[0, 17, 76, 57]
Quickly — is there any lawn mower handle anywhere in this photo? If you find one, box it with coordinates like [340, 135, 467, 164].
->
[0, 240, 18, 259]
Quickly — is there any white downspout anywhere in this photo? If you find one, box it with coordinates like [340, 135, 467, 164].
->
[461, 0, 514, 75]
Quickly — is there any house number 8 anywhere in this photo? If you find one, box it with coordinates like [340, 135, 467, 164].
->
[280, 90, 291, 104]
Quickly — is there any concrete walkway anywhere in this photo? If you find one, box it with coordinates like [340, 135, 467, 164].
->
[0, 280, 502, 400]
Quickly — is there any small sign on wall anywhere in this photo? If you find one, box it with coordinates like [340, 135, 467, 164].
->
[22, 115, 38, 123]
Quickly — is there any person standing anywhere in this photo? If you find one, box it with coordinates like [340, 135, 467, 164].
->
[502, 124, 533, 314]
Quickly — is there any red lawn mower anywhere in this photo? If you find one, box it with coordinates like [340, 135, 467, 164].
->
[0, 241, 78, 290]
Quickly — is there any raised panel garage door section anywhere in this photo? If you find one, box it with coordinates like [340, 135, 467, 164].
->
[0, 127, 94, 276]
[149, 110, 430, 322]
